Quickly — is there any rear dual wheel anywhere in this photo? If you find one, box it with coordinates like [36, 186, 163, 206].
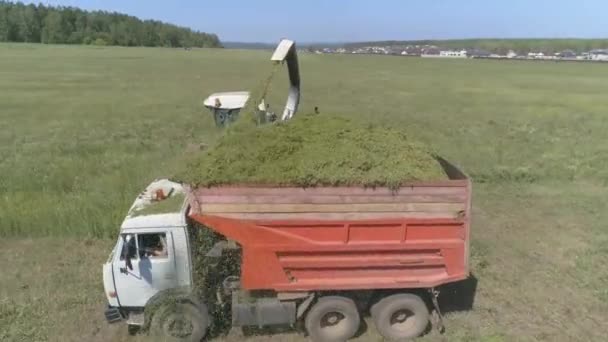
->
[371, 293, 429, 341]
[305, 296, 360, 342]
[304, 293, 429, 341]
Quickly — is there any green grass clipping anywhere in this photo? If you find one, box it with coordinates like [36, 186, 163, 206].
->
[176, 113, 446, 188]
[130, 193, 186, 217]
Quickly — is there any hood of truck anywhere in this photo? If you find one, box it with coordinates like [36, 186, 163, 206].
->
[121, 179, 188, 229]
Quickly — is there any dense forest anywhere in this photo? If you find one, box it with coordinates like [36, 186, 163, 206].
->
[346, 39, 608, 54]
[0, 1, 221, 48]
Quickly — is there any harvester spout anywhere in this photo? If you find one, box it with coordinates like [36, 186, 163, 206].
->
[271, 39, 300, 120]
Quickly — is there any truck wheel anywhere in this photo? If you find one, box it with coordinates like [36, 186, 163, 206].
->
[371, 293, 429, 341]
[150, 302, 209, 342]
[305, 296, 360, 342]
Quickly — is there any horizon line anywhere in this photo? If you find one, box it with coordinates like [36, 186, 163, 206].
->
[225, 37, 608, 45]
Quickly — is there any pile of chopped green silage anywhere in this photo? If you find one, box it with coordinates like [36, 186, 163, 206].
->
[130, 193, 185, 217]
[176, 114, 446, 188]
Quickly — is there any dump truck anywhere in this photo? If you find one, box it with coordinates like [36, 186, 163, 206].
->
[103, 158, 471, 341]
[102, 39, 472, 341]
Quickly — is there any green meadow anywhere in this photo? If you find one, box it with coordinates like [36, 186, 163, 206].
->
[1, 43, 608, 341]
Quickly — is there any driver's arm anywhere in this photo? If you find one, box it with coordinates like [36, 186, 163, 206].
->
[151, 237, 168, 257]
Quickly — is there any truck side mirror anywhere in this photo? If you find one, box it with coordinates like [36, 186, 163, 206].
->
[121, 235, 134, 271]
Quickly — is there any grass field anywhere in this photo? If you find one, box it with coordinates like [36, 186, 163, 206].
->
[1, 43, 608, 341]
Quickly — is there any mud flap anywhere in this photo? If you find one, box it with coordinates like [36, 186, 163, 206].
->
[429, 288, 445, 334]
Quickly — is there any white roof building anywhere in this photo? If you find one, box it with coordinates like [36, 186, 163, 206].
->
[590, 49, 608, 61]
[439, 50, 468, 58]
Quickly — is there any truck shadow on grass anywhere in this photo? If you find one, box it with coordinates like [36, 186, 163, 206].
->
[217, 319, 370, 341]
[437, 274, 478, 314]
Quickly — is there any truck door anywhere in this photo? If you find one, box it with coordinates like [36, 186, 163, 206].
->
[112, 231, 178, 307]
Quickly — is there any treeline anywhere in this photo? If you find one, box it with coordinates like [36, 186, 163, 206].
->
[0, 1, 221, 48]
[346, 39, 608, 54]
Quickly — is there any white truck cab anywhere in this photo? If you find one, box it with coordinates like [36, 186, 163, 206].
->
[103, 179, 192, 327]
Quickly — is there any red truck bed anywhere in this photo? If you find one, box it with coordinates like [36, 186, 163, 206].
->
[188, 158, 471, 292]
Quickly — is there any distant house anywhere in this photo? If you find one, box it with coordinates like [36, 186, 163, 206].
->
[590, 49, 608, 61]
[507, 50, 518, 58]
[468, 49, 492, 58]
[403, 46, 423, 56]
[422, 47, 440, 55]
[385, 47, 398, 55]
[420, 47, 441, 57]
[528, 52, 545, 59]
[439, 50, 468, 58]
[557, 49, 577, 59]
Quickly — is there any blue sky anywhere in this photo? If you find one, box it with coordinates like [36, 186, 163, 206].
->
[22, 1, 608, 42]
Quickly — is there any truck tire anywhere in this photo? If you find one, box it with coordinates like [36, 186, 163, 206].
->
[150, 302, 209, 342]
[305, 296, 360, 342]
[371, 293, 429, 341]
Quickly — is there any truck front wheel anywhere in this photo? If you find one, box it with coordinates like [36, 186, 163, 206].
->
[371, 293, 429, 340]
[305, 296, 360, 342]
[150, 302, 209, 342]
